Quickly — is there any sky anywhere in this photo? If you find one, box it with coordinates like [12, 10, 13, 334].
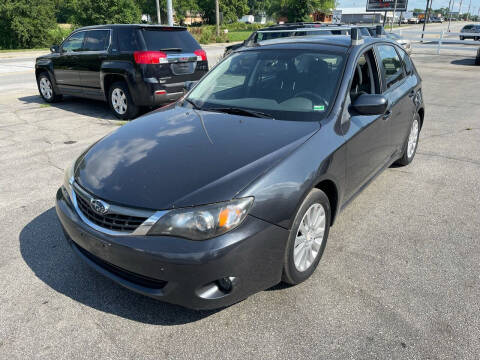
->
[338, 0, 480, 13]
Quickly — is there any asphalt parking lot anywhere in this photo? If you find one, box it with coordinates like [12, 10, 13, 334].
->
[1, 45, 480, 359]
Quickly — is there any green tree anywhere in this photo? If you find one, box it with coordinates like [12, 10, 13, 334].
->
[269, 0, 334, 22]
[197, 0, 249, 24]
[70, 0, 141, 26]
[0, 0, 57, 49]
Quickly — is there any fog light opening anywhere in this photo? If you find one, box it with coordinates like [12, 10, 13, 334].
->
[217, 277, 234, 293]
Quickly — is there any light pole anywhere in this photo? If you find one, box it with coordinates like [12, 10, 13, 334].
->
[155, 0, 161, 24]
[167, 0, 173, 26]
[421, 0, 431, 40]
[458, 0, 463, 21]
[447, 0, 453, 31]
[215, 0, 220, 36]
[466, 0, 471, 21]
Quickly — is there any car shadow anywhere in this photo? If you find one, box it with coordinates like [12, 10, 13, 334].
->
[19, 207, 219, 325]
[450, 58, 478, 66]
[17, 95, 152, 120]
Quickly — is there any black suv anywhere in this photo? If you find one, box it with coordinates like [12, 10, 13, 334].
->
[35, 25, 208, 119]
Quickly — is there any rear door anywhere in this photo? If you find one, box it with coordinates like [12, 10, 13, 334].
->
[54, 31, 85, 94]
[137, 27, 208, 95]
[78, 29, 111, 99]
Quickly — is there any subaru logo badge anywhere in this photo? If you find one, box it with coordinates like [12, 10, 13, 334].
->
[90, 198, 109, 215]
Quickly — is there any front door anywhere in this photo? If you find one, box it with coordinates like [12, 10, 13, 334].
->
[53, 31, 85, 95]
[343, 48, 392, 200]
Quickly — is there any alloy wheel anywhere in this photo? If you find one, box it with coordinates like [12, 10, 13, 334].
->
[407, 119, 419, 159]
[39, 77, 53, 100]
[293, 203, 326, 272]
[111, 88, 127, 115]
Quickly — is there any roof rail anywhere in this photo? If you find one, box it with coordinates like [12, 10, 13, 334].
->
[375, 25, 384, 37]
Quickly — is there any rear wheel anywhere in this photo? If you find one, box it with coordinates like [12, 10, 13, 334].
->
[37, 73, 62, 103]
[108, 81, 138, 120]
[460, 36, 464, 40]
[282, 189, 331, 285]
[396, 113, 420, 166]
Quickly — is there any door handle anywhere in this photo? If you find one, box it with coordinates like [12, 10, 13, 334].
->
[383, 110, 392, 120]
[408, 90, 415, 98]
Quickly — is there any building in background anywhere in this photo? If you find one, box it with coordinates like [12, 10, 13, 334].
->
[336, 7, 383, 23]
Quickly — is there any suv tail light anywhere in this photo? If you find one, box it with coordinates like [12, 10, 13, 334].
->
[194, 49, 207, 62]
[134, 51, 168, 64]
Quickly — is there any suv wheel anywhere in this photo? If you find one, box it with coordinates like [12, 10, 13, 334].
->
[37, 73, 62, 103]
[108, 81, 138, 120]
[282, 188, 331, 285]
[396, 113, 421, 166]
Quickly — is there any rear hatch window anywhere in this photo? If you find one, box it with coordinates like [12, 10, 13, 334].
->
[140, 28, 200, 52]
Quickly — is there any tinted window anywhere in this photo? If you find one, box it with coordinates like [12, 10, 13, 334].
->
[256, 31, 292, 42]
[62, 32, 85, 52]
[186, 50, 345, 121]
[117, 28, 141, 52]
[377, 45, 405, 89]
[140, 29, 200, 52]
[84, 30, 110, 51]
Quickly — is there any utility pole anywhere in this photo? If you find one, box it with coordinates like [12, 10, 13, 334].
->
[458, 0, 463, 20]
[421, 0, 431, 40]
[391, 0, 398, 32]
[383, 11, 387, 27]
[447, 0, 453, 32]
[167, 0, 173, 26]
[155, 0, 161, 24]
[215, 0, 220, 36]
[466, 0, 471, 21]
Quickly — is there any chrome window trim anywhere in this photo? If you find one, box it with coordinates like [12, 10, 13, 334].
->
[70, 180, 167, 236]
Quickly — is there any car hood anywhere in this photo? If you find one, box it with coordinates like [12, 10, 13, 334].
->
[75, 105, 319, 210]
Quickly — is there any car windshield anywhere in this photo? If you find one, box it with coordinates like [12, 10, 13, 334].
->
[185, 49, 345, 121]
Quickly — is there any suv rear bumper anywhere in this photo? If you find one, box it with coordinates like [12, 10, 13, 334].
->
[55, 188, 289, 310]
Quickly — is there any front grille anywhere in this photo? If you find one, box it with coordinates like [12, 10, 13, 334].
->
[75, 243, 167, 289]
[76, 192, 147, 232]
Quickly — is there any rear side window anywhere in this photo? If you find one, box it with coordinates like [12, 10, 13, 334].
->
[140, 28, 200, 52]
[398, 47, 413, 75]
[116, 28, 142, 52]
[62, 32, 85, 52]
[377, 44, 405, 89]
[84, 30, 110, 51]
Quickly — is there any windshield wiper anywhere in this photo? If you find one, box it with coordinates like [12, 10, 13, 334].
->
[206, 107, 274, 119]
[183, 98, 202, 110]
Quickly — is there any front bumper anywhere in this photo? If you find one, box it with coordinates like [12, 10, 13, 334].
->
[55, 188, 289, 310]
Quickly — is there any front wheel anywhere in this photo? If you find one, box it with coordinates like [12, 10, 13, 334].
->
[108, 81, 138, 120]
[460, 36, 464, 40]
[37, 73, 62, 103]
[282, 189, 331, 285]
[395, 113, 421, 166]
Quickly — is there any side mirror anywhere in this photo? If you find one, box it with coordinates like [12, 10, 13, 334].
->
[351, 94, 388, 115]
[50, 45, 60, 53]
[184, 81, 197, 92]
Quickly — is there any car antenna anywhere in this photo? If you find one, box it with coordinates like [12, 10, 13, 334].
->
[351, 27, 364, 46]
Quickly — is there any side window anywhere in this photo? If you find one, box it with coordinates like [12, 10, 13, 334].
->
[398, 47, 413, 75]
[116, 28, 141, 52]
[377, 44, 405, 89]
[84, 30, 110, 52]
[349, 50, 379, 102]
[62, 32, 86, 52]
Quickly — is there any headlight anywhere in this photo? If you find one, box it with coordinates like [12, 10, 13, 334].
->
[63, 160, 76, 201]
[148, 197, 254, 240]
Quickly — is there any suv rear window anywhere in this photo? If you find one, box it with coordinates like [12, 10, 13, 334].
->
[140, 28, 200, 52]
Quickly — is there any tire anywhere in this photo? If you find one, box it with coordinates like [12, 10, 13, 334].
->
[108, 81, 138, 120]
[395, 112, 421, 166]
[37, 72, 62, 103]
[475, 57, 480, 65]
[282, 189, 331, 285]
[460, 36, 464, 40]
[475, 36, 480, 41]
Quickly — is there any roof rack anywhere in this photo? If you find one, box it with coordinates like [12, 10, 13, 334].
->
[350, 27, 364, 46]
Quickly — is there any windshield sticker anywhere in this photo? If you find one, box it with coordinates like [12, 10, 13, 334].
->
[313, 105, 325, 112]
